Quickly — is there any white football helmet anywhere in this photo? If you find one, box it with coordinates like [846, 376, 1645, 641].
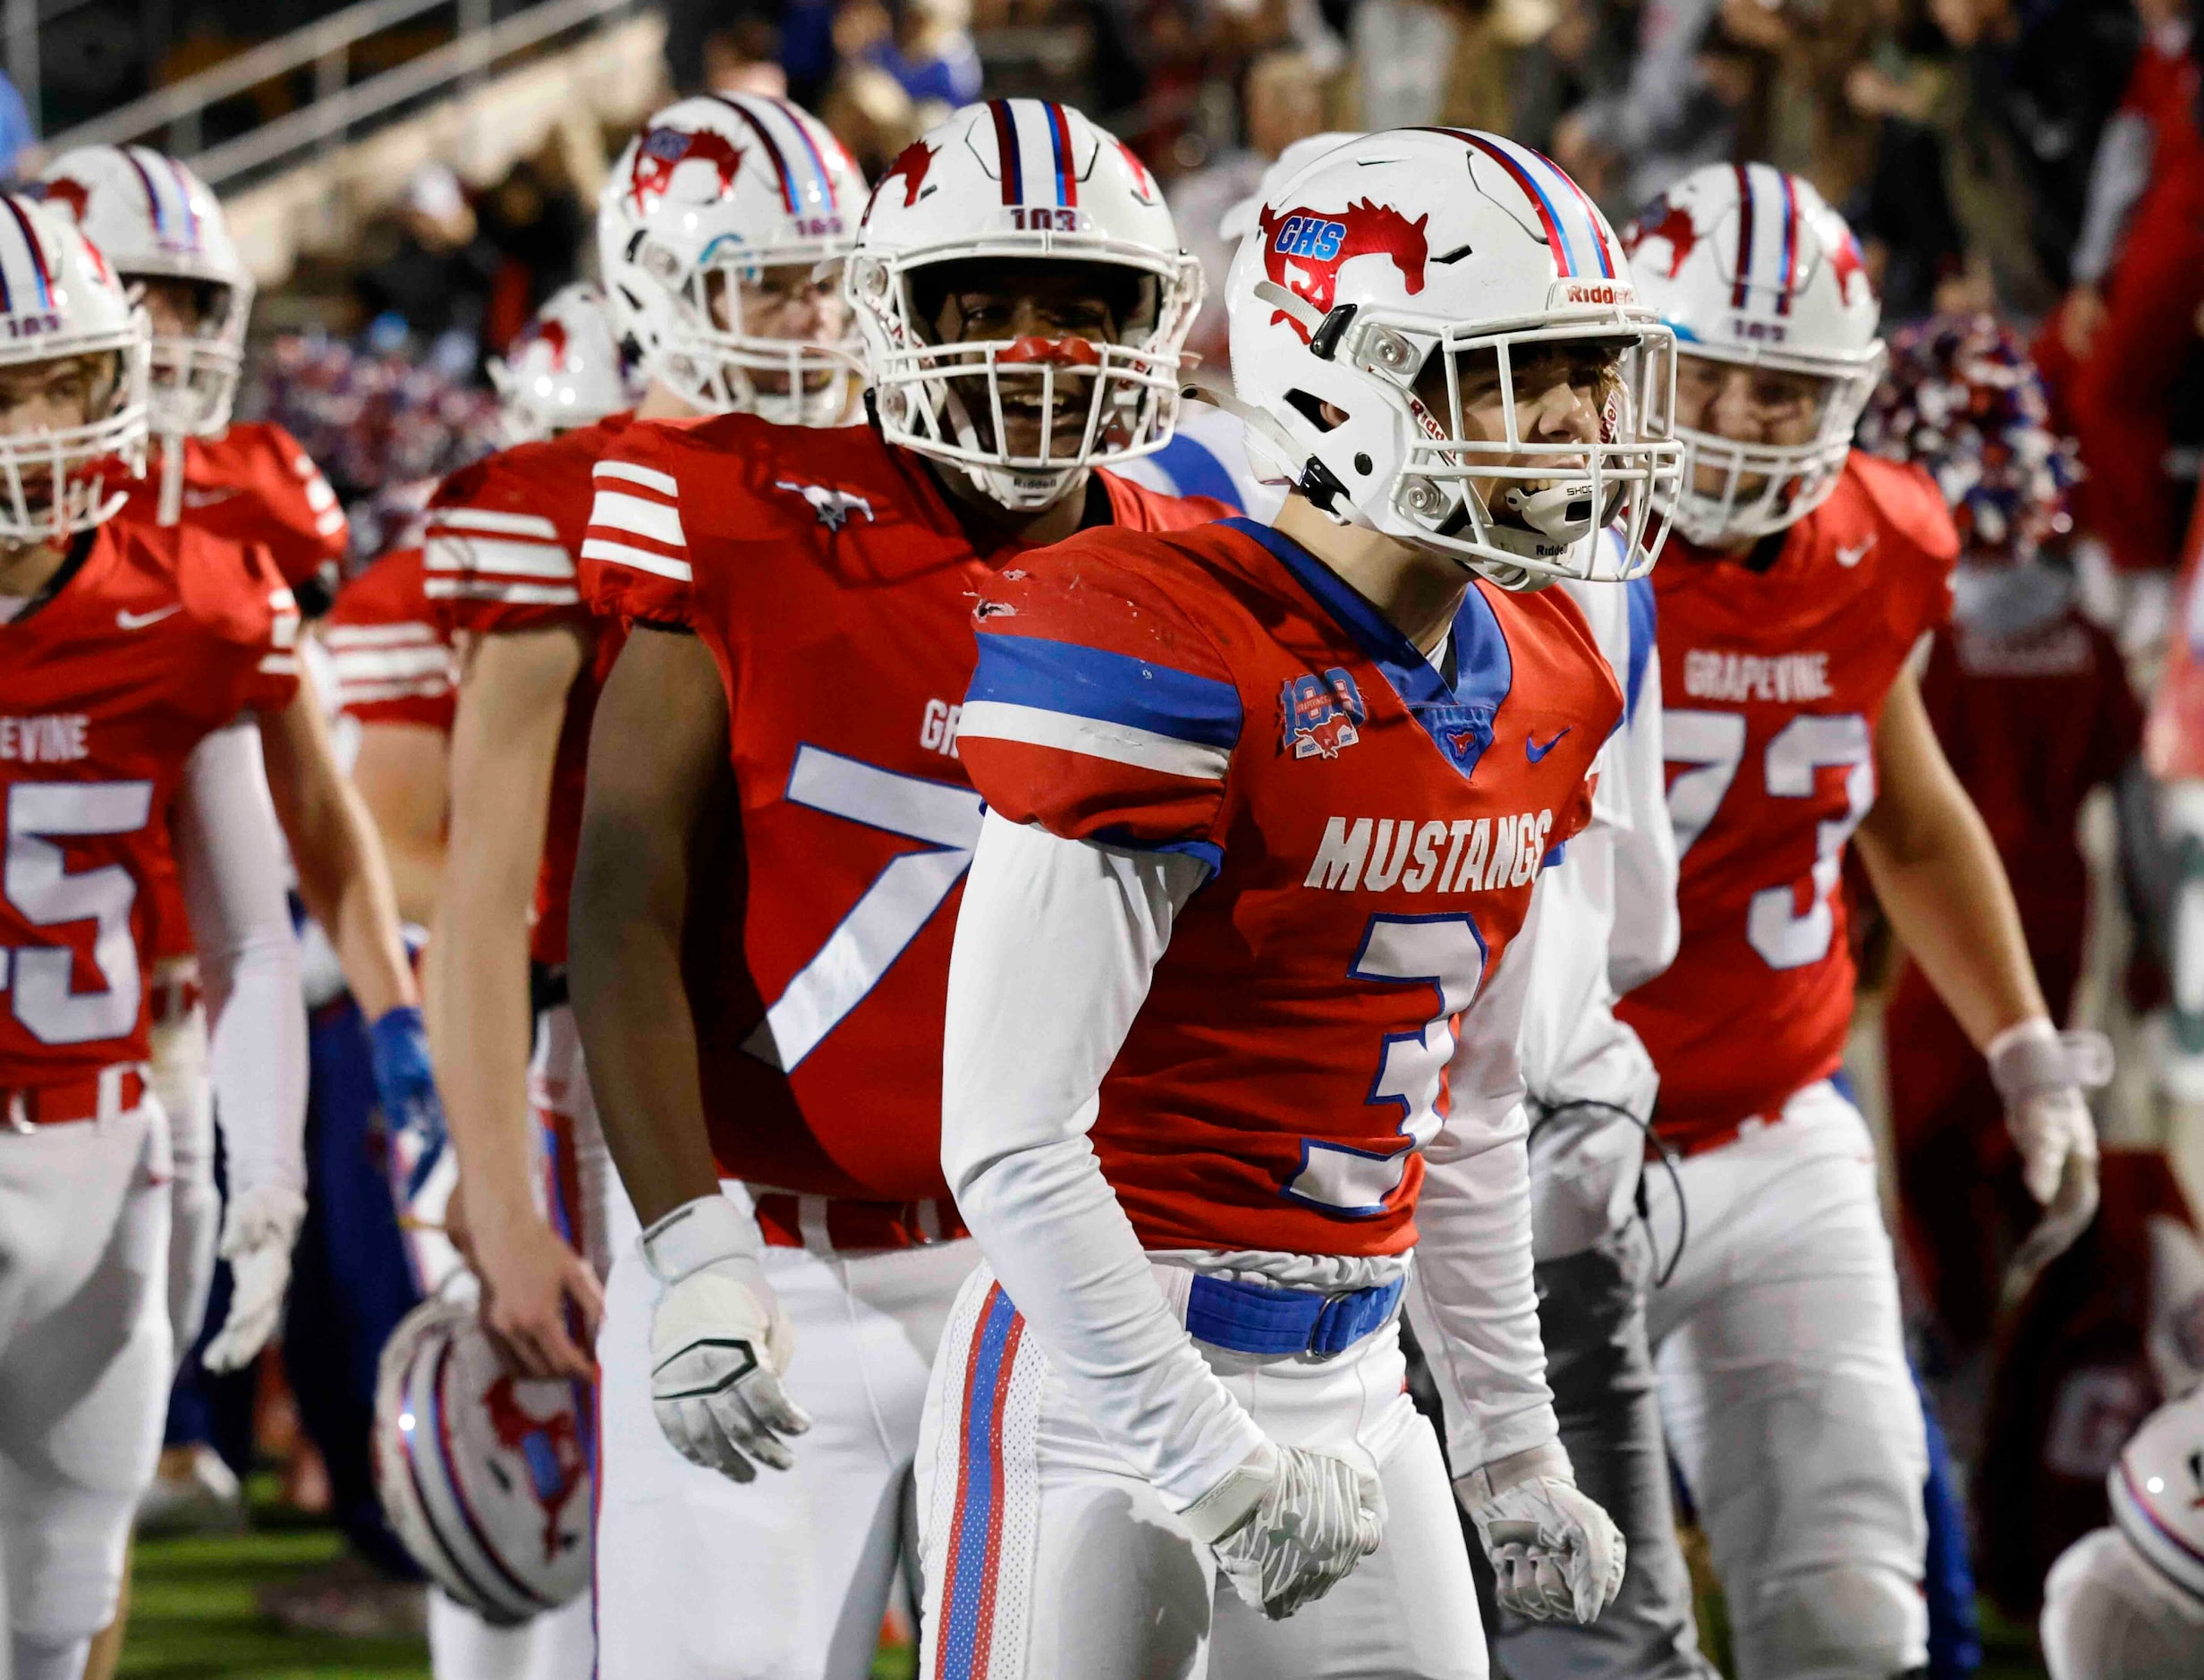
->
[372, 1295, 592, 1625]
[36, 146, 251, 439]
[487, 282, 637, 444]
[2110, 1387, 2204, 1604]
[599, 93, 866, 426]
[1225, 127, 1680, 588]
[1622, 163, 1884, 547]
[0, 192, 150, 544]
[847, 99, 1203, 512]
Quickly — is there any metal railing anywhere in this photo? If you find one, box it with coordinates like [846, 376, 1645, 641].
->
[34, 0, 635, 183]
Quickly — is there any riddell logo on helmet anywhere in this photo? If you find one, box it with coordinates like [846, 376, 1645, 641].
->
[628, 127, 745, 212]
[1258, 200, 1428, 344]
[1555, 281, 1631, 307]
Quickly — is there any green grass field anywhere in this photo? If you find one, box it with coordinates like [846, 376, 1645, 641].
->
[120, 1517, 2040, 1680]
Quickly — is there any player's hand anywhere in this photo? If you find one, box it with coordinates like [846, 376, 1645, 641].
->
[1458, 1441, 1626, 1625]
[200, 1184, 308, 1372]
[474, 1205, 603, 1381]
[368, 1005, 446, 1206]
[1184, 1439, 1386, 1621]
[2060, 284, 2108, 360]
[642, 1194, 810, 1481]
[1988, 1020, 2110, 1206]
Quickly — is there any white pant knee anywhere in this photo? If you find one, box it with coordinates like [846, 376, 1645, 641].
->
[1736, 1563, 1925, 1680]
[11, 1631, 92, 1680]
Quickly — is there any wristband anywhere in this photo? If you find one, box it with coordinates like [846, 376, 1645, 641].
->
[1455, 1438, 1573, 1507]
[641, 1193, 759, 1285]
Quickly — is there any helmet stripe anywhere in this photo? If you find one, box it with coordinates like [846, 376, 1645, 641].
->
[1774, 167, 1798, 316]
[705, 93, 800, 215]
[1729, 163, 1755, 309]
[988, 100, 1024, 205]
[1, 197, 54, 309]
[425, 1340, 558, 1611]
[1423, 130, 1578, 277]
[151, 151, 200, 250]
[124, 147, 171, 243]
[1045, 102, 1077, 208]
[766, 98, 837, 212]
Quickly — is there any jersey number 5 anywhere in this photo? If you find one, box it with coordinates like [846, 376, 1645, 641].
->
[4, 781, 155, 1045]
[1665, 709, 1873, 971]
[1285, 912, 1488, 1218]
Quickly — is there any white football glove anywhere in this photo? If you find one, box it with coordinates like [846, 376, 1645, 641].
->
[1989, 1020, 2112, 1296]
[641, 1194, 810, 1482]
[1459, 1441, 1626, 1625]
[200, 1184, 307, 1372]
[1181, 1439, 1386, 1621]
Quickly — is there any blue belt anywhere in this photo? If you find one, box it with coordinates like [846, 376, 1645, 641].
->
[1183, 1273, 1404, 1358]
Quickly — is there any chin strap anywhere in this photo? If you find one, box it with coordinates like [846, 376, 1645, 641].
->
[157, 434, 184, 528]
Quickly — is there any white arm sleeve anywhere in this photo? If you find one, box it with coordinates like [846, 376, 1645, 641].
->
[943, 810, 1266, 1510]
[174, 721, 308, 1200]
[1405, 887, 1561, 1473]
[1606, 644, 1679, 996]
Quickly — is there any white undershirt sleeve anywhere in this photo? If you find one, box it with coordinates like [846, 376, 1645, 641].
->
[174, 721, 309, 1200]
[1607, 645, 1680, 996]
[943, 810, 1267, 1510]
[1404, 887, 1561, 1475]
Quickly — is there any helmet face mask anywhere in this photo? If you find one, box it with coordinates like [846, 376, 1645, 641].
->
[1225, 129, 1683, 589]
[126, 267, 252, 437]
[599, 95, 869, 428]
[848, 102, 1203, 513]
[1621, 162, 1885, 550]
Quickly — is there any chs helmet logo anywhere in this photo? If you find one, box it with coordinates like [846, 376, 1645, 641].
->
[1280, 668, 1369, 759]
[1258, 199, 1429, 344]
[628, 127, 746, 213]
[1622, 194, 1700, 280]
[515, 315, 569, 369]
[880, 140, 939, 210]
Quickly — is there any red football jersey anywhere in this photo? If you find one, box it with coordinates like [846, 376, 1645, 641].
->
[324, 548, 456, 734]
[0, 522, 300, 1085]
[1618, 452, 1959, 1148]
[580, 414, 1229, 1200]
[426, 413, 637, 967]
[118, 421, 348, 587]
[959, 518, 1618, 1256]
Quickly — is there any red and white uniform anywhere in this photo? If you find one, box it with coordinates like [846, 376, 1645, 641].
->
[577, 411, 1226, 1680]
[121, 422, 348, 588]
[0, 520, 305, 1659]
[922, 516, 1620, 1677]
[1612, 451, 1958, 1680]
[325, 548, 456, 735]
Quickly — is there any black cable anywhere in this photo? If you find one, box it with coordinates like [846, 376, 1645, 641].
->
[1525, 1097, 1690, 1289]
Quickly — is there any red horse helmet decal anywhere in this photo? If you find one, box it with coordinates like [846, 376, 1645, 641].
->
[1257, 199, 1430, 344]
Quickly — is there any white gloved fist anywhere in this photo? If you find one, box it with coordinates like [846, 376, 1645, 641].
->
[200, 1184, 307, 1372]
[641, 1194, 810, 1482]
[1182, 1439, 1386, 1621]
[1459, 1441, 1625, 1625]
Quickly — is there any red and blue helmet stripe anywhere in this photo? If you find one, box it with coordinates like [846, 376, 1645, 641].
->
[123, 146, 202, 253]
[1730, 162, 1804, 314]
[706, 93, 842, 217]
[989, 99, 1082, 209]
[1420, 129, 1615, 280]
[0, 196, 56, 314]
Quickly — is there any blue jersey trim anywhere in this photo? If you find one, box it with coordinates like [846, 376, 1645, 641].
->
[1623, 573, 1657, 724]
[968, 632, 1242, 748]
[1087, 827, 1225, 880]
[1145, 433, 1243, 513]
[1224, 517, 1512, 781]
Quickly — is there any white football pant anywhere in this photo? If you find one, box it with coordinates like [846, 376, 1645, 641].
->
[0, 1090, 172, 1680]
[2041, 1526, 2204, 1680]
[428, 1589, 597, 1680]
[1643, 1079, 1929, 1680]
[596, 1177, 976, 1680]
[915, 1259, 1486, 1680]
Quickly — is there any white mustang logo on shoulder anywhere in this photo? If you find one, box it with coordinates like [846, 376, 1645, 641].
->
[776, 480, 875, 531]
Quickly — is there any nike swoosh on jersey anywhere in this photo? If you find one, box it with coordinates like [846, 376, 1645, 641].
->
[1835, 537, 1876, 568]
[116, 605, 183, 631]
[1526, 726, 1572, 763]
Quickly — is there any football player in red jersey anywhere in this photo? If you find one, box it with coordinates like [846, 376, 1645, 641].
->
[0, 192, 311, 1680]
[1597, 164, 2109, 1680]
[425, 92, 863, 1407]
[923, 126, 1666, 1675]
[564, 99, 1233, 1679]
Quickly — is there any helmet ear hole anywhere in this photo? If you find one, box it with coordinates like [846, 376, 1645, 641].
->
[1284, 389, 1341, 432]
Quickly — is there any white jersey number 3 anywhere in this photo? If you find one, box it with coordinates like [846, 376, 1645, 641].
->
[1285, 912, 1487, 1218]
[4, 781, 154, 1045]
[1665, 709, 1873, 972]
